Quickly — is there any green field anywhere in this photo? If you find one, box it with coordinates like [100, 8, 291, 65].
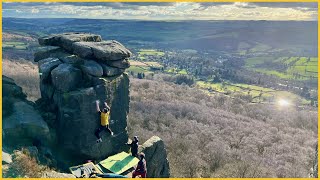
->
[245, 56, 318, 80]
[249, 43, 272, 53]
[144, 61, 162, 68]
[245, 57, 276, 68]
[165, 68, 188, 75]
[3, 41, 28, 50]
[127, 60, 162, 74]
[138, 49, 165, 56]
[196, 81, 309, 104]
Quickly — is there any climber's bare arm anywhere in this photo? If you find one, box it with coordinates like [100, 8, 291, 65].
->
[104, 101, 110, 110]
[96, 100, 101, 112]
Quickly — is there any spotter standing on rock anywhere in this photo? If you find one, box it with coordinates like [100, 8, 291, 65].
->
[126, 136, 139, 157]
[95, 100, 114, 143]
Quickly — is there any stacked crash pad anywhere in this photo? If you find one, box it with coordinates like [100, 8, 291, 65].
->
[97, 151, 139, 175]
[70, 152, 139, 177]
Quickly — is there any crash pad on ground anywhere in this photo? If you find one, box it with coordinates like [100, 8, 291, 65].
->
[69, 162, 102, 178]
[98, 151, 139, 175]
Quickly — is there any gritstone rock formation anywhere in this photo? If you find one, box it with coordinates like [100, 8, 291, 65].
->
[35, 33, 131, 160]
[139, 136, 170, 178]
[32, 33, 170, 177]
[3, 75, 51, 148]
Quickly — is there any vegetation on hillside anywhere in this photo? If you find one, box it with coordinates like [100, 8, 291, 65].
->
[2, 59, 40, 101]
[2, 19, 318, 178]
[127, 76, 317, 178]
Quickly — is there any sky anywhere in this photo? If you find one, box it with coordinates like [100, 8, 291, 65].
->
[2, 2, 318, 21]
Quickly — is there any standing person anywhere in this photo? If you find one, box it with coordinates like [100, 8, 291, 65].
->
[126, 136, 139, 157]
[132, 153, 147, 178]
[95, 100, 114, 143]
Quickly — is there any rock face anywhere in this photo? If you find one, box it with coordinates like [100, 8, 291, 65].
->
[139, 136, 170, 178]
[2, 76, 51, 148]
[38, 33, 102, 52]
[35, 33, 131, 160]
[2, 151, 13, 164]
[313, 145, 318, 178]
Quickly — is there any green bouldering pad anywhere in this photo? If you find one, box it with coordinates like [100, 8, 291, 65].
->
[99, 151, 139, 175]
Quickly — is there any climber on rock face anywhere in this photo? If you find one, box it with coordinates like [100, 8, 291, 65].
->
[132, 153, 147, 178]
[95, 100, 114, 143]
[126, 136, 139, 157]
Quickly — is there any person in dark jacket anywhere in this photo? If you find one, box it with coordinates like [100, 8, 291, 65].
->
[126, 136, 139, 157]
[132, 153, 147, 178]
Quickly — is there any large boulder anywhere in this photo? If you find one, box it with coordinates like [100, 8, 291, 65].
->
[59, 55, 85, 65]
[73, 40, 132, 61]
[53, 73, 130, 160]
[100, 63, 125, 77]
[139, 136, 170, 178]
[39, 58, 62, 82]
[3, 101, 51, 147]
[2, 76, 51, 147]
[105, 59, 130, 69]
[3, 76, 26, 101]
[34, 48, 70, 62]
[38, 33, 102, 52]
[51, 64, 83, 92]
[80, 60, 103, 77]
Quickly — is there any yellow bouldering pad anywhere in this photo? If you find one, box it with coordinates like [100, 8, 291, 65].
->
[69, 162, 102, 178]
[98, 151, 139, 175]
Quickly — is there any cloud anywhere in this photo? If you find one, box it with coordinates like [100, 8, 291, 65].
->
[2, 2, 318, 21]
[233, 2, 256, 9]
[31, 8, 39, 13]
[251, 2, 317, 8]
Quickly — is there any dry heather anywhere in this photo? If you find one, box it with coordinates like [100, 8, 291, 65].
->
[128, 76, 317, 178]
[3, 32, 36, 42]
[2, 58, 317, 178]
[3, 148, 49, 178]
[3, 59, 40, 101]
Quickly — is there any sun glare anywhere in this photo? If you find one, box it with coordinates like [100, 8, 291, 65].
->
[278, 99, 290, 107]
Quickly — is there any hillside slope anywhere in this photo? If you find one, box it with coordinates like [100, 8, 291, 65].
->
[127, 76, 317, 178]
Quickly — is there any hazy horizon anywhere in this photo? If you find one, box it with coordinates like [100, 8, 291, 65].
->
[2, 16, 317, 22]
[3, 2, 318, 21]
